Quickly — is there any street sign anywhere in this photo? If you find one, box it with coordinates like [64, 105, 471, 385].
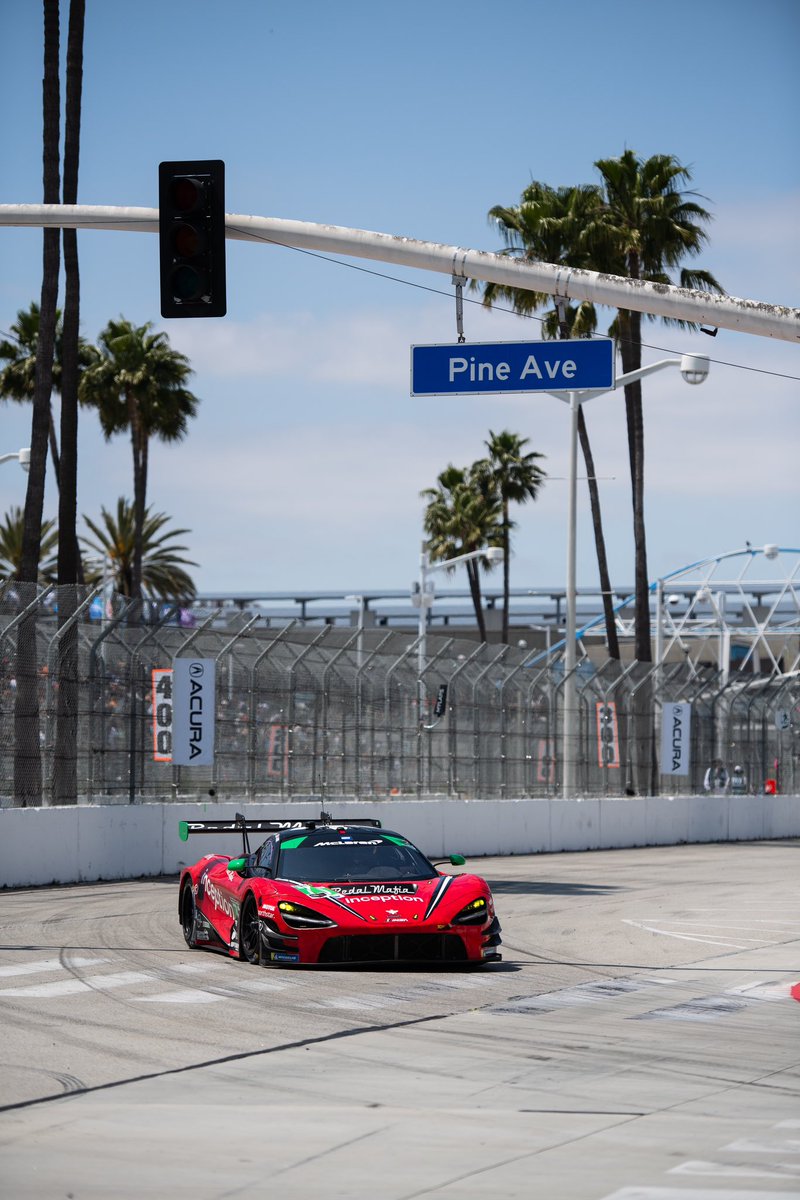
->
[411, 338, 614, 397]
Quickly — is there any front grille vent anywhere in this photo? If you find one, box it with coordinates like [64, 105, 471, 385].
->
[318, 933, 467, 964]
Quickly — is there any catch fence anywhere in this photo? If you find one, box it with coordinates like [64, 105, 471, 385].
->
[1, 585, 797, 806]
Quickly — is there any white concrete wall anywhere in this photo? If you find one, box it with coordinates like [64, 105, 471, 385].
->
[1, 795, 798, 889]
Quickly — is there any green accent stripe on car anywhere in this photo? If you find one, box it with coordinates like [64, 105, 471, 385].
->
[281, 837, 307, 849]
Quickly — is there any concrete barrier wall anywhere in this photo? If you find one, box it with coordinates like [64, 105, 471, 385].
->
[1, 795, 798, 889]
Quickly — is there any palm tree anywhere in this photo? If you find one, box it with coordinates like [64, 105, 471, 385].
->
[483, 182, 603, 330]
[482, 159, 723, 664]
[0, 303, 97, 488]
[15, 0, 61, 807]
[80, 498, 198, 602]
[421, 465, 502, 642]
[477, 430, 546, 643]
[0, 507, 58, 582]
[480, 182, 621, 657]
[52, 0, 87, 808]
[585, 151, 723, 662]
[79, 319, 199, 600]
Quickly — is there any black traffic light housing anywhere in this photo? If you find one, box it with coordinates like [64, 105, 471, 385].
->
[159, 159, 226, 318]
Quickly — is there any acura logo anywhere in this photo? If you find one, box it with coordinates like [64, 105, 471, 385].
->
[189, 662, 204, 678]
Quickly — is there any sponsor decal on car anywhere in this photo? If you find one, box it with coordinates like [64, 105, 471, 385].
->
[331, 883, 418, 896]
[313, 839, 384, 847]
[205, 879, 240, 922]
[270, 952, 300, 962]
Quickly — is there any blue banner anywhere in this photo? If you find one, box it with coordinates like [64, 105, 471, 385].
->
[411, 339, 614, 396]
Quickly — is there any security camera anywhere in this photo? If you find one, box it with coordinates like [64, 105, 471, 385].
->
[666, 594, 681, 606]
[485, 546, 504, 564]
[680, 354, 710, 385]
[763, 544, 779, 560]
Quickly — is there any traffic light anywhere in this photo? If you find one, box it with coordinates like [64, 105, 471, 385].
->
[159, 160, 226, 318]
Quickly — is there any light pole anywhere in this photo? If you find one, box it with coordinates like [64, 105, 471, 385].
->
[413, 541, 504, 680]
[345, 593, 366, 669]
[0, 447, 31, 471]
[553, 354, 710, 797]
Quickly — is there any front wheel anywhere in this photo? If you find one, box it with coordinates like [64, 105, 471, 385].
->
[181, 884, 198, 949]
[239, 895, 262, 965]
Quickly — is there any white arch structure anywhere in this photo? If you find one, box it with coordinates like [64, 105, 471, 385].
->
[649, 545, 800, 678]
[1, 203, 799, 342]
[525, 545, 800, 678]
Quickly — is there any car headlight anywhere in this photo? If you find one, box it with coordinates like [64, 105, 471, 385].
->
[278, 900, 336, 929]
[452, 896, 488, 925]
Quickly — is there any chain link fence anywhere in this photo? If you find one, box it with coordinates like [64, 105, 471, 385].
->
[1, 584, 798, 806]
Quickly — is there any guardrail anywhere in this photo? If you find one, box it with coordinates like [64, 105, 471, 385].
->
[2, 795, 798, 888]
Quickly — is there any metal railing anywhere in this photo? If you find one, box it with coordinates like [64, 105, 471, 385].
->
[1, 584, 797, 806]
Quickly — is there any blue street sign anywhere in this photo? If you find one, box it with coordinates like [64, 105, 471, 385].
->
[411, 339, 615, 396]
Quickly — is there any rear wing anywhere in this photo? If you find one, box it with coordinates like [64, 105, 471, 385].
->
[179, 811, 382, 856]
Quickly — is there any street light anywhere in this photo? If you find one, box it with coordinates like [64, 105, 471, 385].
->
[345, 593, 366, 669]
[413, 541, 504, 678]
[551, 354, 710, 797]
[0, 447, 31, 472]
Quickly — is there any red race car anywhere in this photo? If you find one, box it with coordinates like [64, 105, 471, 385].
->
[178, 812, 502, 966]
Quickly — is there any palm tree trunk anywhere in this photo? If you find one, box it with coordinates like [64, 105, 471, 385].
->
[466, 559, 488, 642]
[14, 0, 61, 807]
[128, 394, 147, 604]
[619, 303, 653, 795]
[501, 502, 510, 644]
[577, 407, 620, 660]
[48, 410, 61, 488]
[53, 0, 85, 806]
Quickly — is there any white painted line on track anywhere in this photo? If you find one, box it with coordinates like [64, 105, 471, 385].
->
[0, 957, 109, 978]
[304, 995, 392, 1011]
[669, 1159, 800, 1179]
[132, 976, 299, 1002]
[134, 989, 224, 1004]
[621, 920, 751, 949]
[725, 980, 795, 999]
[722, 1136, 800, 1155]
[599, 1188, 800, 1199]
[1, 971, 153, 998]
[653, 920, 800, 930]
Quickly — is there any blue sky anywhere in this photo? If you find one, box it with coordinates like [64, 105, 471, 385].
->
[1, 0, 798, 597]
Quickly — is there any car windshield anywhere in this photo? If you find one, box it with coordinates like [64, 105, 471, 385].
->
[275, 832, 439, 883]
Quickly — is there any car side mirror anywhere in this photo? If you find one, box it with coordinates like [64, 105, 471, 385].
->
[432, 852, 466, 868]
[227, 857, 247, 875]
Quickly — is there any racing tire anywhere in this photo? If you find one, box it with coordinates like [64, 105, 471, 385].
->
[181, 883, 198, 949]
[239, 895, 262, 965]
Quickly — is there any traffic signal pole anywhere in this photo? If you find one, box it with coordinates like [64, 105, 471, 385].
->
[1, 203, 798, 342]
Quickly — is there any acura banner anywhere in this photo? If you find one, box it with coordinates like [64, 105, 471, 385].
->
[172, 658, 216, 766]
[660, 702, 691, 777]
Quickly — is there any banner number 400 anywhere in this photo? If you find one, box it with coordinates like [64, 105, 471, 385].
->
[152, 668, 173, 762]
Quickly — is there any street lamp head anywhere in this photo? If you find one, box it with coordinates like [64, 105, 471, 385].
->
[484, 546, 504, 564]
[679, 354, 710, 385]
